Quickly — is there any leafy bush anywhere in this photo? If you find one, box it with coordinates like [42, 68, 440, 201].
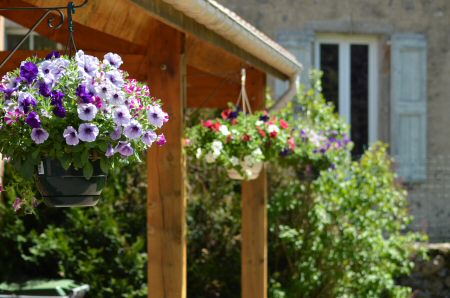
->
[267, 72, 423, 298]
[0, 162, 148, 298]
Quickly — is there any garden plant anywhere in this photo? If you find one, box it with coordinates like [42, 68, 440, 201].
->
[0, 50, 167, 210]
[0, 71, 424, 298]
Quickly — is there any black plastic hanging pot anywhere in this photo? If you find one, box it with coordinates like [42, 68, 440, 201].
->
[35, 158, 107, 207]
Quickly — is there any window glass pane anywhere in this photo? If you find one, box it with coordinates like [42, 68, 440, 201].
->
[320, 43, 339, 112]
[350, 44, 369, 157]
[33, 35, 59, 51]
[6, 34, 29, 51]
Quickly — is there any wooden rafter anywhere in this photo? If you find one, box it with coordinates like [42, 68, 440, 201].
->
[186, 65, 240, 109]
[186, 35, 246, 81]
[0, 0, 154, 54]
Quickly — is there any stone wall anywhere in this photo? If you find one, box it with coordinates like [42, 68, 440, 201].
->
[399, 244, 450, 297]
[217, 0, 450, 241]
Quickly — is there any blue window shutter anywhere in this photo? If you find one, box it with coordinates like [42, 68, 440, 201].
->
[276, 31, 314, 96]
[391, 34, 427, 182]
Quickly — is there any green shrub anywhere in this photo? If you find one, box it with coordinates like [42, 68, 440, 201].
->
[0, 163, 148, 298]
[267, 72, 424, 298]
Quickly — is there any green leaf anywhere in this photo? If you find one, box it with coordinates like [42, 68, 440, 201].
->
[81, 149, 89, 166]
[72, 145, 84, 153]
[83, 161, 93, 180]
[31, 149, 40, 160]
[100, 158, 109, 174]
[59, 155, 71, 171]
[98, 142, 107, 152]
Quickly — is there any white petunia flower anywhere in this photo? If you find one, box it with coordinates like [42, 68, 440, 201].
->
[196, 148, 202, 159]
[205, 151, 216, 163]
[211, 140, 223, 152]
[268, 124, 280, 134]
[230, 156, 239, 166]
[219, 125, 230, 136]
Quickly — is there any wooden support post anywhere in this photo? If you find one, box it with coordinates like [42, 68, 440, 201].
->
[147, 22, 186, 298]
[241, 68, 267, 298]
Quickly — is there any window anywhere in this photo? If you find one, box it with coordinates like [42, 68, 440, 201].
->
[315, 34, 378, 156]
[5, 19, 62, 51]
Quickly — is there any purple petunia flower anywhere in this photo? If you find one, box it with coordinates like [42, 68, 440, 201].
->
[76, 85, 94, 103]
[18, 92, 37, 113]
[75, 50, 99, 78]
[39, 60, 55, 79]
[259, 114, 270, 122]
[147, 105, 166, 128]
[51, 90, 65, 106]
[53, 105, 66, 118]
[20, 61, 38, 84]
[111, 125, 122, 140]
[95, 83, 113, 100]
[279, 148, 293, 157]
[45, 51, 61, 60]
[63, 126, 79, 146]
[77, 103, 98, 121]
[105, 144, 115, 157]
[123, 120, 142, 139]
[38, 81, 52, 97]
[0, 184, 3, 192]
[113, 106, 131, 126]
[0, 77, 21, 100]
[142, 130, 157, 146]
[31, 127, 49, 144]
[157, 133, 167, 146]
[78, 123, 99, 142]
[115, 141, 134, 157]
[13, 197, 23, 212]
[26, 111, 41, 128]
[110, 91, 125, 105]
[103, 52, 123, 68]
[106, 70, 124, 88]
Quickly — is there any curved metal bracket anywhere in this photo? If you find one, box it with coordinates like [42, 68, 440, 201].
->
[0, 0, 88, 69]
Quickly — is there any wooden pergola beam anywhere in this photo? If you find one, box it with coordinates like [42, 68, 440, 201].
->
[0, 0, 151, 54]
[0, 50, 147, 81]
[146, 22, 187, 298]
[186, 65, 240, 109]
[241, 68, 268, 298]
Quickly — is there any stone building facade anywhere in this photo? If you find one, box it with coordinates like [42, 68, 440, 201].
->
[217, 0, 450, 242]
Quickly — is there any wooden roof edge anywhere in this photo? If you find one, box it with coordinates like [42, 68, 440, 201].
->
[133, 0, 302, 80]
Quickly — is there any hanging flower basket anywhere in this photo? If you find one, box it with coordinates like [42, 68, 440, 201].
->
[186, 107, 294, 180]
[227, 161, 263, 180]
[0, 50, 168, 209]
[185, 69, 295, 181]
[35, 158, 106, 207]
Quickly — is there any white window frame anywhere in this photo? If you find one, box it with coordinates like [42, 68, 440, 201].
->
[314, 34, 379, 144]
[5, 27, 63, 51]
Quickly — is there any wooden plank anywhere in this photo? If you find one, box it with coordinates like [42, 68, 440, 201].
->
[146, 22, 186, 298]
[186, 35, 246, 80]
[132, 0, 289, 80]
[0, 50, 147, 81]
[0, 0, 148, 54]
[186, 65, 240, 108]
[241, 68, 267, 298]
[21, 0, 153, 47]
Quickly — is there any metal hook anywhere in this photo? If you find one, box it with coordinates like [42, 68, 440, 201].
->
[0, 0, 89, 68]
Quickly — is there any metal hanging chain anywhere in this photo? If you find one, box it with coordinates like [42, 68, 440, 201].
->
[0, 0, 88, 68]
[235, 68, 252, 114]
